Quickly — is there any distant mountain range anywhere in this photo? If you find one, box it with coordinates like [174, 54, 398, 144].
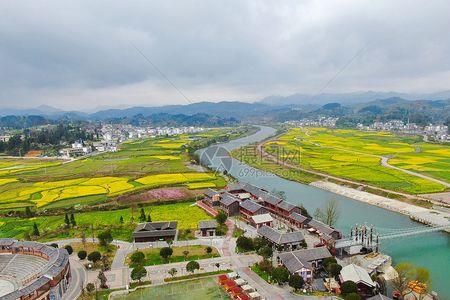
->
[1, 90, 449, 127]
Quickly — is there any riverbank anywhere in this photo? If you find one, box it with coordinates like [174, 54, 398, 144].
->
[310, 181, 450, 232]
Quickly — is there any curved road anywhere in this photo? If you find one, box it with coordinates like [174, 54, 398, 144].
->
[381, 156, 450, 188]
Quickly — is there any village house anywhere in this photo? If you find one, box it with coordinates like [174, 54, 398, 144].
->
[250, 213, 274, 229]
[261, 193, 283, 213]
[239, 200, 267, 220]
[218, 193, 240, 216]
[198, 220, 218, 237]
[289, 212, 310, 228]
[204, 188, 221, 206]
[340, 264, 376, 297]
[257, 225, 305, 251]
[306, 219, 342, 241]
[277, 247, 333, 283]
[132, 221, 178, 242]
[275, 200, 302, 219]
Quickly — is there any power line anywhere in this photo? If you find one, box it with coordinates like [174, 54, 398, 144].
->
[130, 42, 192, 105]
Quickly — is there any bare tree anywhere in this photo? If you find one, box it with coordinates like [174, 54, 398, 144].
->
[314, 199, 340, 227]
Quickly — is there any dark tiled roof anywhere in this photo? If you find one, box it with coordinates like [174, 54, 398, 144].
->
[262, 193, 283, 206]
[198, 220, 218, 229]
[289, 212, 310, 224]
[0, 238, 16, 247]
[204, 188, 219, 198]
[134, 221, 178, 232]
[226, 183, 245, 192]
[242, 183, 268, 198]
[240, 200, 266, 213]
[257, 225, 304, 245]
[307, 219, 340, 236]
[220, 193, 240, 206]
[276, 200, 296, 212]
[278, 247, 332, 273]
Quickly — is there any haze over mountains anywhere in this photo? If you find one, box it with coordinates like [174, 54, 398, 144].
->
[1, 90, 449, 128]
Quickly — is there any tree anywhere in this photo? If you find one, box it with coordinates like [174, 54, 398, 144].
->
[88, 251, 101, 263]
[259, 260, 274, 275]
[64, 213, 70, 227]
[168, 268, 177, 277]
[64, 245, 73, 255]
[272, 267, 290, 285]
[146, 214, 152, 222]
[236, 236, 254, 252]
[328, 263, 342, 278]
[78, 250, 87, 260]
[131, 265, 147, 282]
[288, 274, 304, 292]
[139, 208, 146, 222]
[341, 281, 358, 296]
[32, 222, 40, 236]
[70, 213, 76, 227]
[182, 250, 190, 259]
[101, 255, 110, 271]
[392, 262, 415, 298]
[86, 283, 95, 293]
[98, 270, 108, 289]
[215, 262, 220, 270]
[160, 247, 173, 261]
[253, 237, 268, 251]
[205, 246, 213, 256]
[259, 245, 273, 260]
[25, 206, 34, 218]
[323, 257, 337, 269]
[345, 293, 361, 300]
[119, 216, 124, 224]
[81, 231, 86, 248]
[186, 260, 200, 274]
[130, 251, 145, 266]
[314, 200, 340, 227]
[215, 211, 227, 225]
[98, 230, 113, 247]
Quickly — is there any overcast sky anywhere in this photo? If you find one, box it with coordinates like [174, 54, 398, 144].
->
[1, 0, 450, 110]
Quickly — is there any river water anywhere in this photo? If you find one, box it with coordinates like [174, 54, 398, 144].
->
[198, 126, 450, 299]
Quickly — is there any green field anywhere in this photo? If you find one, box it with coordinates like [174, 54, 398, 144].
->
[111, 277, 230, 300]
[0, 129, 234, 210]
[0, 202, 213, 242]
[127, 245, 220, 267]
[263, 127, 449, 194]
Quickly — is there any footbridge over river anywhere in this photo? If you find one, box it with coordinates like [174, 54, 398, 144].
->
[335, 223, 450, 255]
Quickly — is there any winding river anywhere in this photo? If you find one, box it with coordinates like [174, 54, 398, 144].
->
[199, 126, 450, 299]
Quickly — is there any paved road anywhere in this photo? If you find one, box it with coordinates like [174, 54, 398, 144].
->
[381, 156, 450, 188]
[62, 258, 87, 300]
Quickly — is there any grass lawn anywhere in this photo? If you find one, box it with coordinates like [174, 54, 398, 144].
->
[70, 242, 118, 269]
[0, 202, 213, 242]
[251, 263, 271, 283]
[258, 127, 449, 194]
[111, 277, 230, 300]
[127, 245, 220, 267]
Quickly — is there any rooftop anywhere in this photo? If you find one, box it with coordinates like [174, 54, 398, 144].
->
[257, 225, 304, 245]
[240, 200, 266, 213]
[340, 264, 375, 288]
[198, 220, 218, 229]
[251, 213, 274, 224]
[278, 247, 332, 273]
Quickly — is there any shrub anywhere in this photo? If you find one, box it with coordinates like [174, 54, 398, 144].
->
[215, 211, 227, 225]
[131, 265, 147, 282]
[258, 246, 273, 260]
[78, 250, 87, 260]
[160, 247, 173, 261]
[323, 257, 338, 269]
[288, 274, 305, 291]
[50, 243, 58, 248]
[64, 245, 73, 255]
[98, 230, 113, 247]
[341, 280, 358, 296]
[345, 293, 361, 300]
[236, 236, 254, 252]
[272, 266, 290, 285]
[186, 260, 200, 274]
[258, 260, 274, 275]
[130, 251, 145, 266]
[86, 283, 95, 293]
[328, 263, 342, 278]
[88, 251, 101, 263]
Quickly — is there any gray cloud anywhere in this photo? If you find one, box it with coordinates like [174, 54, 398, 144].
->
[1, 0, 449, 110]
